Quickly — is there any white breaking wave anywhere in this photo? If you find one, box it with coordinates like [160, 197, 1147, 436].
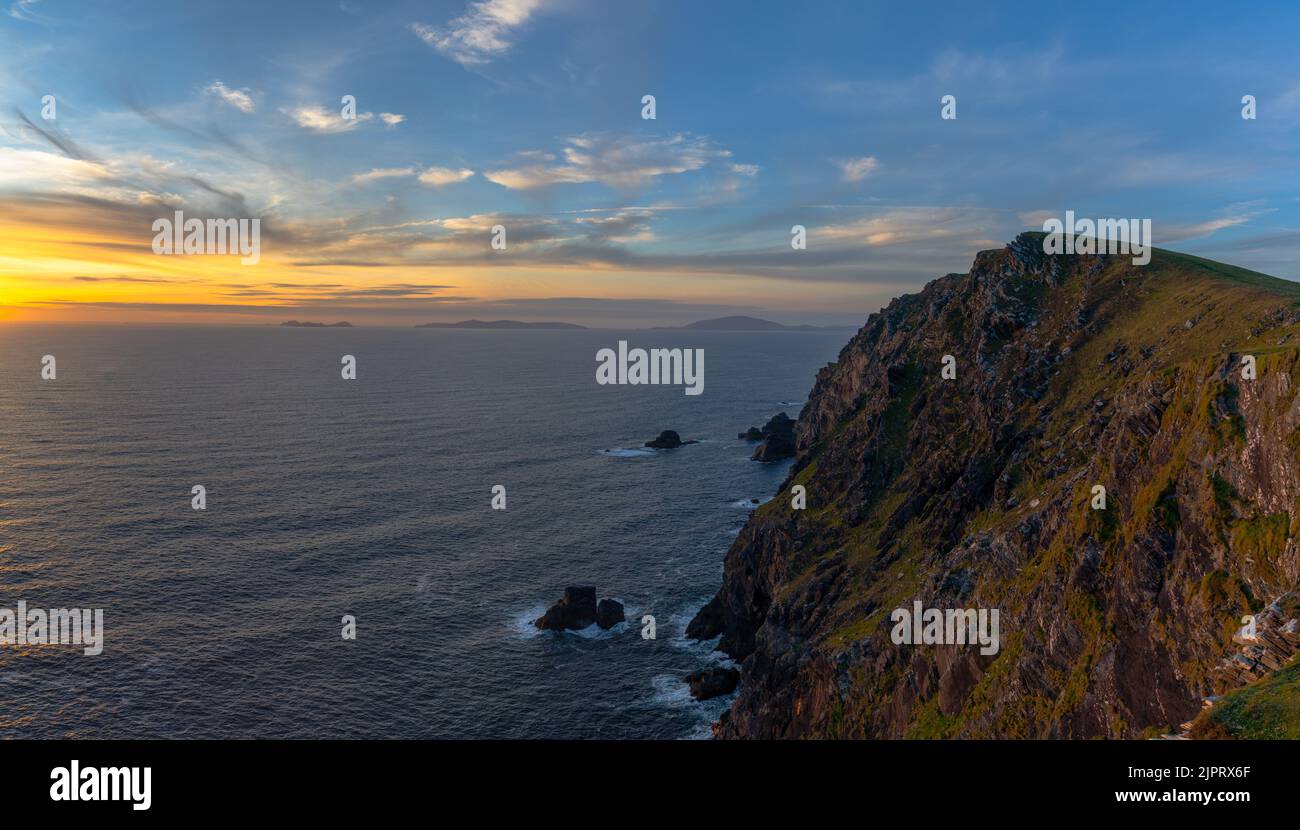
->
[598, 447, 655, 458]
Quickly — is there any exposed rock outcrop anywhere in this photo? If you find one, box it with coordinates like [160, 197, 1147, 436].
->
[535, 587, 598, 631]
[645, 430, 698, 449]
[686, 595, 725, 640]
[740, 412, 797, 462]
[1214, 593, 1300, 685]
[536, 588, 629, 632]
[596, 598, 625, 630]
[685, 667, 740, 700]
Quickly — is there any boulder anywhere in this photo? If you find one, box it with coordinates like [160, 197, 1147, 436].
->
[596, 598, 625, 629]
[534, 586, 598, 630]
[684, 667, 740, 701]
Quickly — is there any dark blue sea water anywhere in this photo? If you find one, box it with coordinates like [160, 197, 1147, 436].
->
[0, 325, 846, 738]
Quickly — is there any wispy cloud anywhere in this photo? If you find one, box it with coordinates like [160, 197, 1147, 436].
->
[282, 104, 370, 132]
[204, 81, 255, 113]
[72, 274, 177, 283]
[352, 166, 417, 184]
[6, 0, 44, 22]
[281, 104, 403, 133]
[1017, 206, 1266, 244]
[485, 133, 734, 190]
[803, 44, 1072, 113]
[1112, 154, 1240, 186]
[1156, 210, 1264, 243]
[571, 208, 656, 242]
[817, 206, 996, 247]
[349, 166, 474, 187]
[409, 0, 544, 67]
[417, 167, 475, 187]
[0, 146, 110, 189]
[837, 155, 878, 183]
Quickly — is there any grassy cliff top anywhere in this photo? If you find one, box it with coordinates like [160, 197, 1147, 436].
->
[1192, 656, 1300, 739]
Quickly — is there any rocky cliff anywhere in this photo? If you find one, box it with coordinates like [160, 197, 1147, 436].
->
[689, 232, 1300, 738]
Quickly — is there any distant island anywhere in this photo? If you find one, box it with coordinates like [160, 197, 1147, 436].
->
[656, 315, 852, 331]
[281, 320, 352, 327]
[415, 319, 587, 330]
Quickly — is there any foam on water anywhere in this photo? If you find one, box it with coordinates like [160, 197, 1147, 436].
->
[598, 447, 655, 458]
[511, 606, 550, 639]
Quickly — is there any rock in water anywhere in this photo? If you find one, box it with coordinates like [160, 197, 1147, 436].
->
[645, 430, 682, 448]
[644, 430, 698, 449]
[685, 667, 740, 700]
[534, 586, 598, 630]
[746, 412, 796, 461]
[596, 598, 625, 629]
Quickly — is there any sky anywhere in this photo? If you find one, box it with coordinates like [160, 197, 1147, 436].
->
[3, 0, 1300, 327]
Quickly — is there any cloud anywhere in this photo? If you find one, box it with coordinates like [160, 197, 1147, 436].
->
[804, 44, 1072, 113]
[6, 0, 44, 22]
[282, 104, 372, 133]
[12, 109, 98, 161]
[485, 133, 732, 190]
[204, 81, 255, 113]
[119, 87, 263, 163]
[352, 167, 417, 184]
[409, 0, 544, 66]
[0, 146, 110, 189]
[417, 167, 475, 187]
[571, 208, 656, 242]
[217, 282, 460, 300]
[1112, 154, 1239, 186]
[379, 112, 405, 127]
[837, 155, 878, 183]
[72, 275, 177, 283]
[1018, 207, 1264, 244]
[348, 167, 474, 187]
[330, 284, 457, 298]
[1155, 212, 1260, 243]
[28, 299, 475, 318]
[816, 206, 997, 248]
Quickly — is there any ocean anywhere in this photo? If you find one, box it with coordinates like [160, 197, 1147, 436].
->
[0, 325, 847, 739]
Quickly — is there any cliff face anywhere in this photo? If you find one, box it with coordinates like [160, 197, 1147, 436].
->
[690, 233, 1300, 738]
